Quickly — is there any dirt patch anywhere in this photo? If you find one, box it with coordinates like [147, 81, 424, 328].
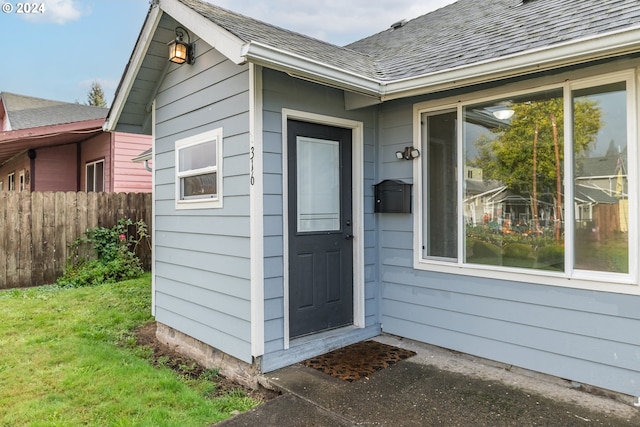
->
[302, 340, 416, 382]
[131, 322, 279, 402]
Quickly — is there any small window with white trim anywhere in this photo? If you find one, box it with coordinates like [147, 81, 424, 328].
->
[175, 128, 223, 209]
[19, 169, 25, 191]
[86, 160, 105, 192]
[8, 173, 15, 191]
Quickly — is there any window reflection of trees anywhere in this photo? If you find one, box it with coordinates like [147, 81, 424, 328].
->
[464, 89, 606, 272]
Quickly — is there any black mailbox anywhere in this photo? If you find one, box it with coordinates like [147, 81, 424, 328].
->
[374, 180, 412, 213]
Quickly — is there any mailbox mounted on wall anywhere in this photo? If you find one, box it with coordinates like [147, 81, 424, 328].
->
[374, 180, 412, 213]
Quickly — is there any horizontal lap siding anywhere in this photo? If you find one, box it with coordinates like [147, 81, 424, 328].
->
[378, 98, 640, 396]
[33, 145, 79, 191]
[260, 69, 380, 369]
[153, 41, 252, 363]
[112, 132, 152, 193]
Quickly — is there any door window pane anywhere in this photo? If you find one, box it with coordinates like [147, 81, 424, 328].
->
[422, 111, 457, 259]
[573, 82, 628, 273]
[463, 89, 565, 271]
[297, 136, 340, 232]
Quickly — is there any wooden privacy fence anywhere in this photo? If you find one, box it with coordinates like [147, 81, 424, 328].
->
[0, 192, 152, 289]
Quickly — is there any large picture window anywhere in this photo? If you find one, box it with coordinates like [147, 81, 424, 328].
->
[175, 128, 223, 209]
[417, 71, 635, 286]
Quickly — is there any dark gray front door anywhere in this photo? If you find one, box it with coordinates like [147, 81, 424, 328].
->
[288, 120, 353, 339]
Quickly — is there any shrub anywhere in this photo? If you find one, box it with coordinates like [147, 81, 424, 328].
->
[536, 244, 564, 269]
[503, 243, 533, 259]
[472, 240, 502, 259]
[57, 219, 149, 288]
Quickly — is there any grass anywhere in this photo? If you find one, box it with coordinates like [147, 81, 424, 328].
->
[0, 274, 258, 427]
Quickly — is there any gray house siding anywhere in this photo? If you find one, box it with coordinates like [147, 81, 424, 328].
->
[153, 39, 253, 364]
[260, 69, 381, 371]
[376, 63, 640, 397]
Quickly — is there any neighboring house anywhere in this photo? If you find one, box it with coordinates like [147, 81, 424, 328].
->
[0, 92, 152, 192]
[575, 151, 629, 238]
[576, 151, 628, 199]
[105, 0, 640, 399]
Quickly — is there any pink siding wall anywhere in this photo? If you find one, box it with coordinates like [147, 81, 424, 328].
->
[32, 144, 78, 191]
[0, 103, 9, 131]
[112, 132, 152, 193]
[0, 153, 30, 190]
[1, 115, 9, 131]
[80, 133, 112, 192]
[0, 131, 151, 193]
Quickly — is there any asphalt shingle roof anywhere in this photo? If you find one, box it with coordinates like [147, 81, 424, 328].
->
[178, 0, 640, 82]
[177, 0, 380, 79]
[347, 0, 640, 81]
[579, 155, 624, 177]
[1, 92, 107, 131]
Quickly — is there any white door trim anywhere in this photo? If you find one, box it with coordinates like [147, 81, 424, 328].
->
[282, 109, 365, 349]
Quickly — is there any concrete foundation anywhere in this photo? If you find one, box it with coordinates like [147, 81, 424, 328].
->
[155, 322, 260, 389]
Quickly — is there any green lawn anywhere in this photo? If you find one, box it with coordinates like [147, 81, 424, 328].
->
[0, 275, 257, 427]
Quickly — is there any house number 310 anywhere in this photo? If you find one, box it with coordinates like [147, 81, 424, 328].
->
[249, 146, 255, 186]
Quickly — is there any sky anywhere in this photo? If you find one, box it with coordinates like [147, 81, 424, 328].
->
[0, 0, 456, 106]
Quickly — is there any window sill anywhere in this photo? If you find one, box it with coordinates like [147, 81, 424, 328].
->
[413, 258, 640, 296]
[175, 198, 222, 210]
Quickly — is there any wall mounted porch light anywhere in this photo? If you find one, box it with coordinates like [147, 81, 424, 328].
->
[168, 26, 195, 65]
[395, 146, 420, 160]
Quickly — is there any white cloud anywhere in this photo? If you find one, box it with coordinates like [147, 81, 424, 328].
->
[210, 0, 456, 45]
[23, 0, 87, 25]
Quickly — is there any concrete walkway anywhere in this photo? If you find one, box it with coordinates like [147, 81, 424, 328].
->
[220, 335, 639, 426]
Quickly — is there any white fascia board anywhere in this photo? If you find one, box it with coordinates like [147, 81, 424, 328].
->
[104, 5, 162, 132]
[159, 0, 246, 64]
[241, 41, 381, 97]
[242, 27, 640, 102]
[382, 25, 640, 101]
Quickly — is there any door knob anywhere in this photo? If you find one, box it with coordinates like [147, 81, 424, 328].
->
[345, 234, 354, 240]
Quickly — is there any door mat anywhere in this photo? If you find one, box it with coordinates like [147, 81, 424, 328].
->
[301, 340, 416, 382]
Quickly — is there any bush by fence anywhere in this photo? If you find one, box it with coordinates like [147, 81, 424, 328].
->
[0, 192, 151, 289]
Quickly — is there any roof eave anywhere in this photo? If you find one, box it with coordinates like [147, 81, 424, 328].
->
[242, 26, 640, 102]
[381, 25, 640, 101]
[104, 5, 163, 132]
[242, 41, 382, 97]
[132, 153, 153, 162]
[160, 0, 246, 64]
[0, 118, 105, 143]
[105, 0, 249, 132]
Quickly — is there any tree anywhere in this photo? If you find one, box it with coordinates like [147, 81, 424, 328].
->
[86, 81, 107, 107]
[470, 97, 602, 240]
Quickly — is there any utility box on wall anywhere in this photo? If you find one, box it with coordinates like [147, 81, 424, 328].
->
[374, 180, 412, 213]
